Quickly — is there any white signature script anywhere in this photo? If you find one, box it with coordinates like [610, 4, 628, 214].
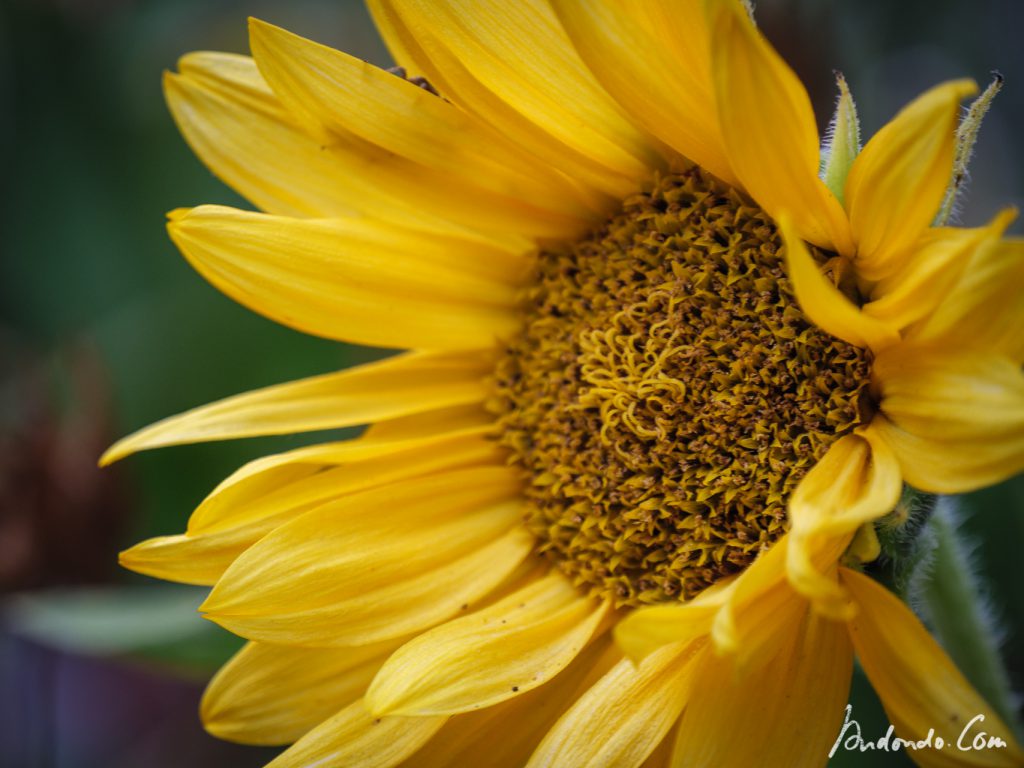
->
[830, 705, 1010, 757]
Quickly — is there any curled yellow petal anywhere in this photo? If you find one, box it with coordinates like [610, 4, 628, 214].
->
[846, 79, 978, 279]
[786, 430, 902, 617]
[780, 215, 900, 353]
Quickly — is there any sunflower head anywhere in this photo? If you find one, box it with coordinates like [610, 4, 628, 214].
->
[103, 1, 1024, 766]
[491, 166, 872, 606]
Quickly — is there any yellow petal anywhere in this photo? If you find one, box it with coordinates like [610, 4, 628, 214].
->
[781, 215, 900, 353]
[786, 429, 902, 617]
[119, 430, 502, 585]
[265, 698, 446, 768]
[708, 537, 820, 668]
[201, 639, 398, 745]
[367, 0, 660, 199]
[872, 346, 1024, 493]
[248, 19, 599, 232]
[672, 609, 853, 767]
[911, 236, 1024, 363]
[525, 641, 702, 768]
[842, 567, 1024, 767]
[845, 80, 978, 277]
[101, 350, 490, 464]
[201, 467, 532, 646]
[366, 572, 607, 716]
[168, 205, 525, 350]
[863, 210, 1015, 330]
[705, 0, 853, 254]
[398, 635, 621, 768]
[613, 578, 732, 662]
[547, 0, 737, 187]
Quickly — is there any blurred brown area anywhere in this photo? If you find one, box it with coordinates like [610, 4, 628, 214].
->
[0, 333, 128, 591]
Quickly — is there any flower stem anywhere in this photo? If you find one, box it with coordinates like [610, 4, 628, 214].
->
[918, 498, 1022, 736]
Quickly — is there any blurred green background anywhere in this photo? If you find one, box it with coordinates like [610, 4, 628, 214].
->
[0, 0, 1021, 766]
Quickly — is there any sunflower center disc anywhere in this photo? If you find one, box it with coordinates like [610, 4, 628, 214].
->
[489, 168, 872, 606]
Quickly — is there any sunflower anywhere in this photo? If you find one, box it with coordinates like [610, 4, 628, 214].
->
[105, 1, 1024, 766]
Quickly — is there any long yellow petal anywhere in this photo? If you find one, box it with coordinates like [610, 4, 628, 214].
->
[842, 568, 1024, 767]
[168, 205, 525, 350]
[549, 0, 736, 187]
[119, 430, 502, 585]
[248, 19, 599, 231]
[201, 639, 398, 745]
[872, 346, 1024, 493]
[863, 210, 1014, 330]
[366, 572, 607, 716]
[910, 237, 1024, 363]
[397, 635, 621, 768]
[265, 698, 446, 768]
[787, 430, 903, 617]
[845, 80, 978, 278]
[705, 0, 853, 254]
[367, 0, 660, 199]
[525, 641, 701, 768]
[201, 467, 532, 646]
[781, 215, 900, 353]
[101, 350, 491, 464]
[671, 609, 852, 767]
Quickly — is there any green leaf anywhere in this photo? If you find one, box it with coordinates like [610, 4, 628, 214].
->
[4, 584, 240, 672]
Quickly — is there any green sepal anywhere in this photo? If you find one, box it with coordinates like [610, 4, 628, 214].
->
[820, 72, 861, 205]
[935, 74, 1003, 225]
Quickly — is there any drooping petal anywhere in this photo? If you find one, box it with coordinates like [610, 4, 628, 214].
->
[910, 237, 1024, 363]
[547, 0, 737, 187]
[845, 80, 978, 279]
[842, 567, 1024, 767]
[367, 0, 660, 199]
[167, 205, 526, 350]
[780, 215, 900, 353]
[201, 467, 533, 646]
[525, 641, 702, 768]
[705, 0, 853, 254]
[872, 346, 1024, 493]
[366, 572, 607, 716]
[265, 698, 446, 768]
[399, 636, 621, 768]
[671, 609, 853, 767]
[863, 210, 1014, 330]
[248, 19, 600, 234]
[201, 640, 398, 745]
[120, 430, 502, 585]
[100, 350, 491, 464]
[786, 429, 903, 617]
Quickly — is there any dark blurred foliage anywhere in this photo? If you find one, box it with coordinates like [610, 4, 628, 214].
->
[0, 0, 1020, 766]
